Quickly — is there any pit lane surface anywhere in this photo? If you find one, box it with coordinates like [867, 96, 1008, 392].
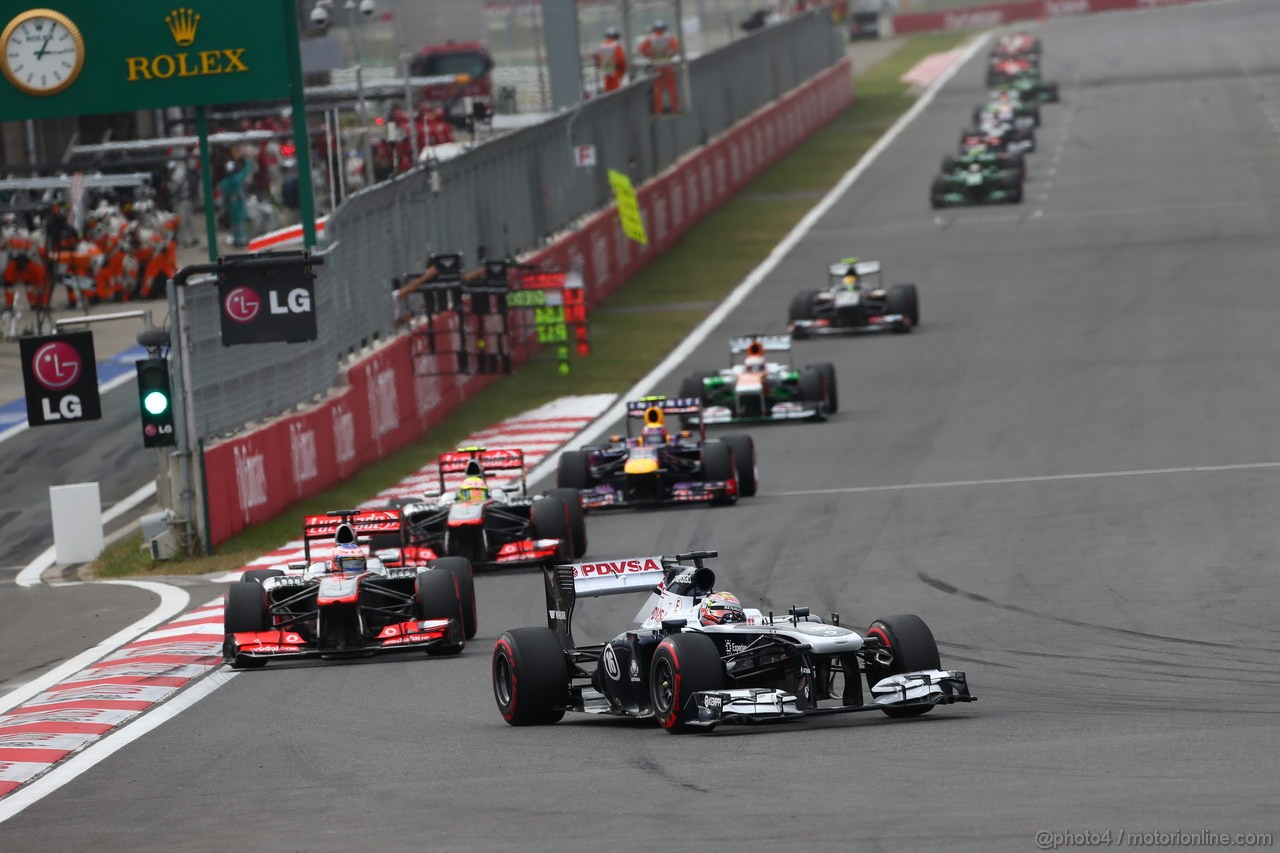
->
[6, 2, 1280, 848]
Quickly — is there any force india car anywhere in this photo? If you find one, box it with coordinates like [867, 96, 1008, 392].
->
[676, 334, 837, 425]
[222, 513, 474, 669]
[556, 396, 758, 510]
[789, 259, 920, 336]
[392, 446, 587, 570]
[492, 550, 975, 733]
[932, 162, 1023, 208]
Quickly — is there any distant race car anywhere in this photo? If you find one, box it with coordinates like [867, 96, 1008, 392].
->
[990, 32, 1041, 60]
[676, 334, 837, 425]
[788, 259, 920, 336]
[222, 512, 474, 669]
[392, 446, 587, 570]
[492, 550, 976, 733]
[556, 396, 758, 510]
[931, 161, 1023, 208]
[973, 97, 1039, 130]
[986, 56, 1038, 87]
[960, 124, 1034, 159]
[944, 148, 1026, 182]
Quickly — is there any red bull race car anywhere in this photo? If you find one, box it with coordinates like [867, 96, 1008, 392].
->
[556, 397, 758, 510]
[677, 334, 837, 425]
[394, 447, 587, 570]
[492, 550, 976, 733]
[222, 512, 474, 669]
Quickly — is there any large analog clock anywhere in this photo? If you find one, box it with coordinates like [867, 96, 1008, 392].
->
[2, 8, 85, 96]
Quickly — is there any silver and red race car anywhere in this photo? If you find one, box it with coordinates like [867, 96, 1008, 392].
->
[393, 446, 587, 569]
[222, 513, 474, 669]
[492, 550, 975, 733]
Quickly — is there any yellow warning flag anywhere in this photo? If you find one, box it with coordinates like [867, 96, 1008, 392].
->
[608, 169, 648, 245]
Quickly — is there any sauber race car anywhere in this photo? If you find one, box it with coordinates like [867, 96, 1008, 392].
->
[677, 334, 837, 425]
[222, 513, 474, 669]
[393, 446, 587, 570]
[556, 396, 758, 510]
[789, 259, 920, 337]
[492, 550, 975, 733]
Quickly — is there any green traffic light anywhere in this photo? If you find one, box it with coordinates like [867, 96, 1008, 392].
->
[143, 390, 169, 416]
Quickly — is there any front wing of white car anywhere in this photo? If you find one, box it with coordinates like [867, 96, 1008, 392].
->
[688, 669, 974, 727]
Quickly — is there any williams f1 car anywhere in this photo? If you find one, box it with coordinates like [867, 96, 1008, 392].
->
[789, 259, 920, 336]
[677, 334, 837, 425]
[392, 446, 587, 570]
[556, 396, 758, 510]
[222, 513, 474, 668]
[492, 550, 975, 733]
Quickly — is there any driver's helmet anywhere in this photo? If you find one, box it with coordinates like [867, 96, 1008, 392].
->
[699, 592, 746, 626]
[744, 354, 767, 373]
[640, 423, 668, 445]
[841, 271, 859, 290]
[605, 26, 621, 39]
[652, 19, 667, 31]
[331, 543, 367, 573]
[969, 163, 982, 172]
[456, 475, 489, 504]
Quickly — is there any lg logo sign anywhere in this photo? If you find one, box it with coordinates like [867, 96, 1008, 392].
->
[224, 286, 312, 325]
[217, 266, 318, 346]
[20, 332, 102, 427]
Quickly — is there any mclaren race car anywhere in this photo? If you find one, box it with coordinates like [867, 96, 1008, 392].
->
[222, 512, 474, 669]
[492, 550, 975, 733]
[789, 259, 920, 337]
[556, 396, 757, 510]
[392, 446, 587, 570]
[931, 162, 1023, 208]
[677, 334, 837, 425]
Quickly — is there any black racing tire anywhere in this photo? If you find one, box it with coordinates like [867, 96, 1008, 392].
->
[556, 449, 594, 490]
[1009, 151, 1026, 181]
[241, 568, 283, 585]
[652, 632, 726, 734]
[805, 362, 838, 414]
[941, 155, 957, 174]
[721, 434, 758, 497]
[701, 440, 738, 505]
[431, 556, 477, 640]
[1028, 103, 1041, 126]
[886, 285, 917, 334]
[224, 582, 270, 669]
[930, 176, 947, 209]
[798, 367, 825, 413]
[1046, 82, 1060, 103]
[863, 614, 942, 718]
[788, 289, 820, 323]
[416, 568, 466, 655]
[546, 488, 588, 558]
[679, 373, 706, 407]
[493, 627, 569, 725]
[1008, 182, 1024, 204]
[532, 495, 574, 560]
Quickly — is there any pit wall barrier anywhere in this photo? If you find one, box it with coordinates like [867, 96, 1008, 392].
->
[890, 0, 1214, 34]
[203, 58, 855, 547]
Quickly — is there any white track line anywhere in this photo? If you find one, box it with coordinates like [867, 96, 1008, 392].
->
[527, 31, 992, 488]
[0, 668, 237, 824]
[772, 461, 1280, 498]
[0, 370, 137, 446]
[16, 480, 157, 587]
[0, 579, 189, 715]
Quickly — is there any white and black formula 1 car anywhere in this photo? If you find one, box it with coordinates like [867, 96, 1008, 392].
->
[789, 259, 920, 337]
[491, 550, 974, 733]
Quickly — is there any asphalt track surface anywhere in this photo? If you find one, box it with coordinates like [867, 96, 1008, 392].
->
[6, 3, 1280, 849]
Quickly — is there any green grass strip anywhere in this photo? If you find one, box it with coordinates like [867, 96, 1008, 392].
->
[95, 32, 967, 579]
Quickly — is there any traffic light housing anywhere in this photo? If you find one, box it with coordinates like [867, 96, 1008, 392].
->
[136, 358, 176, 448]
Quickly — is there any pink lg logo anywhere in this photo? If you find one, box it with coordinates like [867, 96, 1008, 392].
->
[224, 287, 261, 323]
[32, 341, 82, 392]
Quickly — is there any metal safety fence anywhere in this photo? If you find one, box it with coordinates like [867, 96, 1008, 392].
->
[185, 12, 844, 441]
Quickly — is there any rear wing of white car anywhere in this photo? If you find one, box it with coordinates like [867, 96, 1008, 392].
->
[542, 551, 719, 648]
